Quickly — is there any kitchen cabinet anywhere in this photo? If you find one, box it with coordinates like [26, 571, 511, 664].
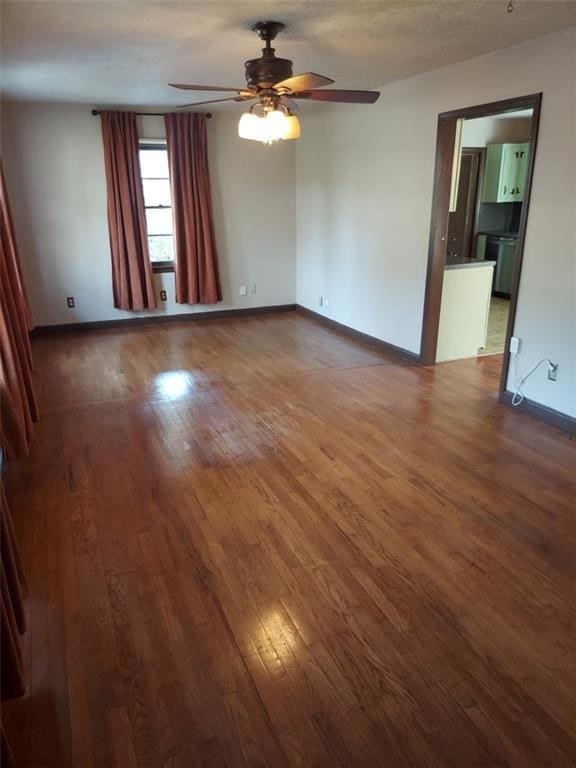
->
[481, 143, 529, 203]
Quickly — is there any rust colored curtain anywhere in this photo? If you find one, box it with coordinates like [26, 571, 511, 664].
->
[0, 165, 31, 765]
[1, 486, 27, 700]
[164, 113, 221, 304]
[1, 484, 27, 768]
[101, 111, 156, 310]
[0, 161, 38, 461]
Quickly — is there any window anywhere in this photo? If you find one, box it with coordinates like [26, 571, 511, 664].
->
[139, 141, 174, 272]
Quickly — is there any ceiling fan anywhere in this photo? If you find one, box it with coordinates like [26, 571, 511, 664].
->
[169, 21, 380, 144]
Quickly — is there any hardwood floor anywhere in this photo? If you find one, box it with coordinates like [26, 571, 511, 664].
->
[3, 311, 575, 768]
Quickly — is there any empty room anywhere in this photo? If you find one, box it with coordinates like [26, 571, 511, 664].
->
[1, 2, 575, 767]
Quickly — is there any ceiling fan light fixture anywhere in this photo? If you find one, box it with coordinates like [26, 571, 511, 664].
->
[238, 109, 300, 144]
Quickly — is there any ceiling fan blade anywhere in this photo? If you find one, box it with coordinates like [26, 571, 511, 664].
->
[274, 72, 335, 92]
[170, 83, 252, 95]
[177, 95, 255, 108]
[292, 89, 380, 104]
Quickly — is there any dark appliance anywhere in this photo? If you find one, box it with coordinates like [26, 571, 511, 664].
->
[485, 235, 516, 297]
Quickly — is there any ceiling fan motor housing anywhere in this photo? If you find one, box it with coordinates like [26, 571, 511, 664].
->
[244, 54, 293, 89]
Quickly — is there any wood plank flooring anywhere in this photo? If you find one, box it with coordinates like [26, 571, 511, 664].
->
[3, 311, 575, 768]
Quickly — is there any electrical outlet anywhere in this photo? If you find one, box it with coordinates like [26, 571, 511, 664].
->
[323, 299, 330, 310]
[509, 336, 521, 354]
[239, 285, 247, 297]
[66, 296, 75, 308]
[548, 363, 558, 381]
[250, 284, 257, 294]
[159, 290, 167, 301]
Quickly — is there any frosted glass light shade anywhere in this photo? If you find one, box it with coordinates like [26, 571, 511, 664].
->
[238, 110, 301, 143]
[265, 110, 287, 139]
[238, 112, 262, 141]
[283, 114, 301, 140]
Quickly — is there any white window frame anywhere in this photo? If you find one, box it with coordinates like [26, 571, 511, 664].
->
[139, 138, 174, 272]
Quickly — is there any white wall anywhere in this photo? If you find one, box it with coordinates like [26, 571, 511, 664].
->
[1, 103, 296, 325]
[296, 27, 576, 417]
[462, 110, 533, 147]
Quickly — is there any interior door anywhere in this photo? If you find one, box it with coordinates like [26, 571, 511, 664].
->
[446, 150, 481, 259]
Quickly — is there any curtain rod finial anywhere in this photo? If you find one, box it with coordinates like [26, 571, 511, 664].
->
[91, 109, 100, 116]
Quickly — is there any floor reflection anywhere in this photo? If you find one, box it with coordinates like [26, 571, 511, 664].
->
[153, 370, 196, 400]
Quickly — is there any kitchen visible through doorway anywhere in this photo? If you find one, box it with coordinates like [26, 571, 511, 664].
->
[420, 93, 541, 402]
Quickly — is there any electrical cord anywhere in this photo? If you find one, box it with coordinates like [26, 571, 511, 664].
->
[511, 355, 555, 406]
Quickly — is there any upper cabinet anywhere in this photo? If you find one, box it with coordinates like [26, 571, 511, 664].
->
[481, 143, 530, 203]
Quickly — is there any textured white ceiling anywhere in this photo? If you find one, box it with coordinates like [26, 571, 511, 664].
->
[1, 1, 575, 108]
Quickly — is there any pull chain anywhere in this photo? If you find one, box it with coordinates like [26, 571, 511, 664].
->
[507, 1, 514, 12]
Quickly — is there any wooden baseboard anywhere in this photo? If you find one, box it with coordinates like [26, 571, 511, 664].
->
[299, 306, 574, 435]
[296, 305, 421, 363]
[500, 391, 576, 436]
[30, 304, 298, 335]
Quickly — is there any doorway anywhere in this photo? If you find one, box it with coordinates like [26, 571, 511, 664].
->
[420, 93, 541, 400]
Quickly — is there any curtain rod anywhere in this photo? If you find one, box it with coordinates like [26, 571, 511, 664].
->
[91, 109, 212, 118]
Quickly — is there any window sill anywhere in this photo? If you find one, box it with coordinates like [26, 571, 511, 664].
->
[152, 262, 175, 274]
